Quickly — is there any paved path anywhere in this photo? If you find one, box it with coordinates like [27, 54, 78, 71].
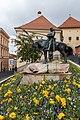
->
[0, 71, 14, 81]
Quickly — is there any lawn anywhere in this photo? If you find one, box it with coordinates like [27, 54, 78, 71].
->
[0, 63, 80, 120]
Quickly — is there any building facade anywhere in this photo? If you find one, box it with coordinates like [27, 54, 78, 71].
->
[59, 16, 80, 54]
[0, 28, 9, 71]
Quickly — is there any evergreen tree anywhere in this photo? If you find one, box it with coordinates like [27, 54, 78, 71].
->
[15, 30, 42, 63]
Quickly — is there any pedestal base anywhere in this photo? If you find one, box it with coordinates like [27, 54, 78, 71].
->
[20, 62, 71, 85]
[20, 72, 72, 85]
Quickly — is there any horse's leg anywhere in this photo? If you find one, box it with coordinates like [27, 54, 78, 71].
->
[43, 50, 47, 64]
[48, 51, 53, 61]
[60, 50, 67, 63]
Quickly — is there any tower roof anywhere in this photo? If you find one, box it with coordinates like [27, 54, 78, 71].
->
[59, 17, 80, 28]
[15, 15, 59, 30]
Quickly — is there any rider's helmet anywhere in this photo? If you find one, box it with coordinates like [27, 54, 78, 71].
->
[47, 28, 55, 39]
[50, 27, 54, 32]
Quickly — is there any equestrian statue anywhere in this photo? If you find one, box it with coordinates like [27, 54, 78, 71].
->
[32, 28, 73, 63]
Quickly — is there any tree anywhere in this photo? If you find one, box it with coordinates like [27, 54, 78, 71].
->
[15, 30, 42, 63]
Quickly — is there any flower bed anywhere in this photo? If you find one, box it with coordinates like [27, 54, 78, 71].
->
[0, 64, 80, 120]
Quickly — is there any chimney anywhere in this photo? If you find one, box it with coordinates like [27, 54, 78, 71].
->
[69, 14, 71, 17]
[37, 11, 42, 17]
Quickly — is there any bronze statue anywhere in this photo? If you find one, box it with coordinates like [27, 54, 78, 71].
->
[32, 28, 73, 63]
[47, 27, 55, 51]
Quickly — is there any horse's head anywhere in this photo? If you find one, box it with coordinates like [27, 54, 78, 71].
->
[32, 40, 39, 50]
[32, 39, 46, 50]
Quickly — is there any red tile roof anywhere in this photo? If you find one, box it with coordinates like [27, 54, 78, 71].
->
[75, 45, 80, 48]
[59, 17, 80, 28]
[15, 15, 59, 30]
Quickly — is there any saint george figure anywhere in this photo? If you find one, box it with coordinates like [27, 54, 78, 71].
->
[47, 27, 55, 51]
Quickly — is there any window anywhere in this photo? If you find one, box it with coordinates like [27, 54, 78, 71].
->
[76, 37, 79, 40]
[69, 37, 71, 42]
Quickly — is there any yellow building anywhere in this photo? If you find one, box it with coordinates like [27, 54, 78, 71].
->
[59, 16, 80, 54]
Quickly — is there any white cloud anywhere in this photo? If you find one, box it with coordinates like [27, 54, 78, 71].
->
[0, 0, 80, 35]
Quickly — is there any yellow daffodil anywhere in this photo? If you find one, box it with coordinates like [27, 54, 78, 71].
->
[50, 92, 54, 96]
[17, 88, 21, 93]
[55, 95, 61, 102]
[40, 84, 42, 87]
[9, 112, 16, 119]
[35, 86, 38, 89]
[11, 77, 16, 81]
[0, 102, 3, 105]
[73, 81, 77, 85]
[34, 112, 38, 115]
[20, 96, 22, 99]
[61, 98, 66, 108]
[50, 100, 54, 104]
[49, 85, 52, 89]
[28, 90, 30, 92]
[65, 88, 71, 94]
[42, 90, 49, 98]
[53, 84, 57, 87]
[4, 83, 10, 87]
[42, 80, 45, 84]
[4, 90, 12, 97]
[64, 80, 67, 83]
[24, 96, 27, 98]
[34, 92, 37, 95]
[0, 115, 4, 120]
[77, 84, 80, 88]
[66, 84, 69, 87]
[26, 114, 30, 120]
[14, 106, 18, 110]
[33, 97, 39, 105]
[8, 98, 12, 103]
[49, 99, 55, 104]
[58, 112, 65, 119]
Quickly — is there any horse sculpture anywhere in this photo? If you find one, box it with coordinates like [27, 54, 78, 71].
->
[32, 39, 73, 63]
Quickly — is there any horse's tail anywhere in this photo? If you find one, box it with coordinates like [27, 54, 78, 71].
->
[66, 46, 73, 55]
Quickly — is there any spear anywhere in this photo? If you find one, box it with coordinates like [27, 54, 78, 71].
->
[20, 29, 48, 37]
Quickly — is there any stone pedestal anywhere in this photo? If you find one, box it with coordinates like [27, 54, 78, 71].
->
[23, 62, 69, 73]
[20, 72, 72, 85]
[20, 62, 72, 85]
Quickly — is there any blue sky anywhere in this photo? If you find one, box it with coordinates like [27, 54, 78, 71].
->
[0, 0, 80, 36]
